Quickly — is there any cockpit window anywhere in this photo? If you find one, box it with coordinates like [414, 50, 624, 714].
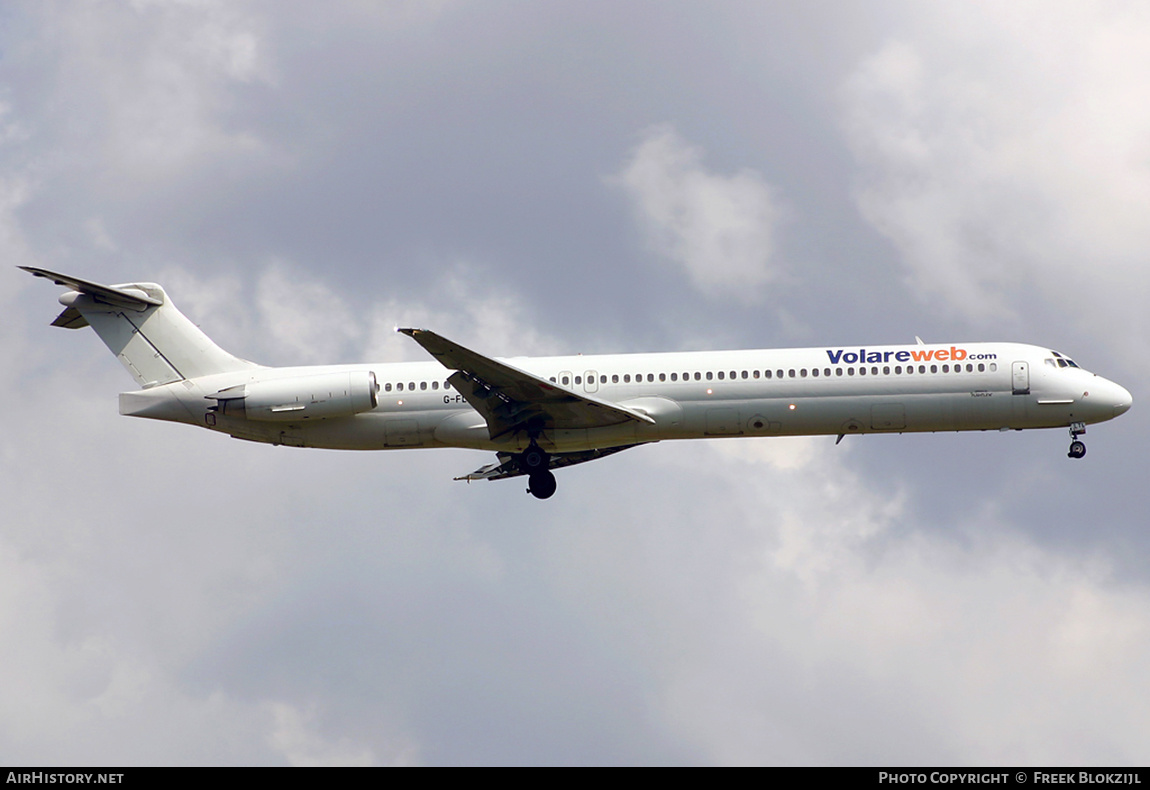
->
[1051, 350, 1080, 368]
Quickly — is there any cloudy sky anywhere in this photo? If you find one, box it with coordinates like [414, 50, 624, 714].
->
[2, 0, 1148, 766]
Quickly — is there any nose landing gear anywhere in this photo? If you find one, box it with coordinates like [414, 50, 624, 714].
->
[1067, 422, 1087, 459]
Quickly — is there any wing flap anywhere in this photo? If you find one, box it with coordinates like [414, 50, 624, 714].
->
[456, 444, 646, 481]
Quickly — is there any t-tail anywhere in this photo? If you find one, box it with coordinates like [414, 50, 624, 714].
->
[21, 266, 258, 387]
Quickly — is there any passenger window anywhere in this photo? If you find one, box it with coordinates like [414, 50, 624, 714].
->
[789, 369, 796, 378]
[575, 376, 582, 385]
[800, 369, 808, 377]
[742, 371, 748, 379]
[894, 366, 902, 374]
[671, 373, 678, 382]
[718, 371, 725, 380]
[624, 374, 631, 383]
[397, 382, 404, 391]
[753, 370, 760, 379]
[694, 372, 701, 381]
[859, 367, 866, 376]
[942, 365, 949, 373]
[385, 383, 392, 392]
[848, 367, 855, 376]
[647, 374, 654, 383]
[919, 365, 926, 374]
[420, 382, 427, 390]
[562, 376, 570, 385]
[612, 374, 619, 383]
[549, 377, 556, 383]
[730, 371, 736, 380]
[765, 370, 772, 379]
[930, 365, 937, 374]
[824, 368, 831, 377]
[659, 373, 666, 382]
[706, 372, 713, 380]
[432, 381, 439, 390]
[977, 364, 985, 373]
[812, 368, 819, 377]
[600, 375, 607, 384]
[776, 370, 783, 379]
[883, 366, 890, 375]
[871, 367, 878, 375]
[836, 368, 843, 376]
[409, 382, 415, 391]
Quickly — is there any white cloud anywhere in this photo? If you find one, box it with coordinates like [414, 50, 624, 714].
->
[267, 702, 407, 766]
[254, 262, 365, 365]
[614, 126, 788, 304]
[841, 3, 1150, 357]
[35, 1, 274, 177]
[361, 266, 564, 364]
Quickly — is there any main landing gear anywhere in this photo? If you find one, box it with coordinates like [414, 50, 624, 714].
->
[1067, 422, 1087, 459]
[519, 442, 557, 500]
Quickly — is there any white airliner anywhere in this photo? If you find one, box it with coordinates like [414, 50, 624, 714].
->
[23, 267, 1133, 499]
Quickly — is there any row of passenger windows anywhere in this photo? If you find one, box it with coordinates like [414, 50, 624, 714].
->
[381, 362, 1001, 394]
[551, 362, 997, 386]
[384, 380, 451, 392]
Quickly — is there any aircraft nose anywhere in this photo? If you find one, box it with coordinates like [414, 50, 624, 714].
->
[1112, 383, 1133, 417]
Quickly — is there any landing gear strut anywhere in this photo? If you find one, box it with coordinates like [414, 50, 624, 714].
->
[519, 442, 556, 499]
[1067, 422, 1086, 459]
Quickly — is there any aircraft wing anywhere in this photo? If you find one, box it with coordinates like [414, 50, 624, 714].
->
[398, 327, 655, 440]
[456, 444, 646, 481]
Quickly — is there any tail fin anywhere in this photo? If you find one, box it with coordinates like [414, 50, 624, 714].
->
[22, 267, 259, 387]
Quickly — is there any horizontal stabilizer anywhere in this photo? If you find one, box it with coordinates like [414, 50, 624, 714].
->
[21, 266, 162, 311]
[50, 307, 90, 329]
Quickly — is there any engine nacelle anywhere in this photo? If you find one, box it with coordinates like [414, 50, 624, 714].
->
[210, 371, 379, 421]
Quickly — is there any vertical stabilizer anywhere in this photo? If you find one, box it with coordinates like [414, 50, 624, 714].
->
[22, 267, 259, 387]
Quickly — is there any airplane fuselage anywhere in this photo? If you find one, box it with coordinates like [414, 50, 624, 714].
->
[22, 268, 1134, 499]
[121, 341, 1132, 455]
